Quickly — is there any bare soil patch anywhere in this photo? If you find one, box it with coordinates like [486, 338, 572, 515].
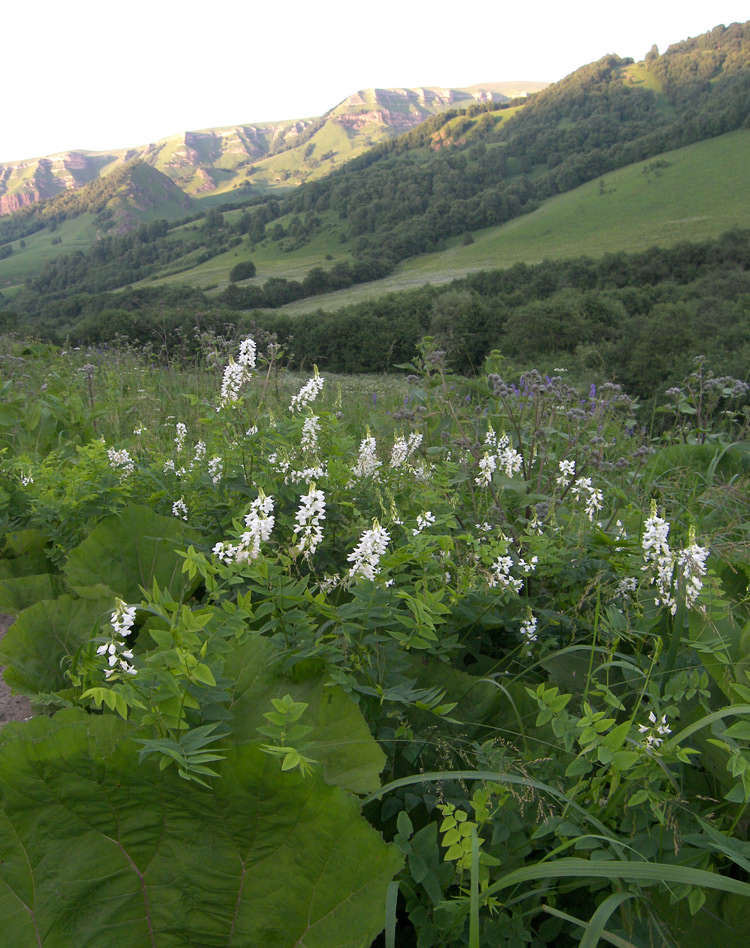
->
[0, 615, 33, 726]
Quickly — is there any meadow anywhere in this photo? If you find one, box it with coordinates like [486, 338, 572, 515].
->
[1, 331, 749, 947]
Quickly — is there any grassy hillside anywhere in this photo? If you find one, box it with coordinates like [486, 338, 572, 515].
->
[4, 21, 750, 323]
[0, 214, 99, 295]
[274, 128, 750, 314]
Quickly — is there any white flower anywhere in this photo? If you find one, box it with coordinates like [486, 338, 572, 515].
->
[98, 599, 138, 678]
[246, 425, 259, 437]
[133, 425, 146, 435]
[107, 447, 135, 479]
[172, 497, 188, 520]
[238, 492, 275, 562]
[219, 360, 247, 407]
[301, 415, 320, 452]
[290, 368, 325, 412]
[476, 453, 496, 486]
[520, 613, 538, 652]
[478, 430, 523, 484]
[638, 711, 671, 749]
[238, 336, 257, 369]
[390, 432, 423, 468]
[677, 536, 709, 611]
[293, 485, 326, 557]
[412, 511, 436, 536]
[190, 441, 207, 470]
[556, 459, 576, 488]
[615, 576, 638, 600]
[174, 422, 187, 453]
[319, 573, 341, 593]
[208, 457, 223, 485]
[20, 471, 34, 486]
[352, 434, 381, 480]
[212, 541, 238, 566]
[642, 505, 676, 613]
[571, 476, 603, 521]
[488, 555, 523, 593]
[348, 522, 390, 581]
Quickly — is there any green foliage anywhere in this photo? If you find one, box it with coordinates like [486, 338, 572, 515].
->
[228, 258, 256, 282]
[0, 711, 402, 948]
[64, 504, 200, 601]
[1, 337, 750, 946]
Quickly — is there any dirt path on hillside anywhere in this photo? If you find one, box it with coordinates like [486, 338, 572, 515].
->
[0, 615, 33, 726]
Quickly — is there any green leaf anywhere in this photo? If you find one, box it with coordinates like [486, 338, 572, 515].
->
[225, 636, 386, 794]
[0, 595, 110, 696]
[0, 710, 402, 948]
[0, 573, 64, 615]
[64, 504, 199, 602]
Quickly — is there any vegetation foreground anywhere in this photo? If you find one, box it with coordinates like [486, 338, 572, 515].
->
[1, 334, 750, 947]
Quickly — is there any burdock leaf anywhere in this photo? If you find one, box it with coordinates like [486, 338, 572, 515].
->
[64, 504, 199, 602]
[0, 710, 401, 948]
[226, 635, 386, 794]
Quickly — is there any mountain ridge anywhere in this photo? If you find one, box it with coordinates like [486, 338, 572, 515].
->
[0, 81, 548, 216]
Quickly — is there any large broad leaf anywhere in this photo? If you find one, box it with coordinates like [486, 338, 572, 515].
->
[0, 595, 110, 696]
[225, 635, 386, 795]
[0, 710, 401, 948]
[0, 573, 64, 615]
[64, 504, 199, 602]
[0, 550, 52, 581]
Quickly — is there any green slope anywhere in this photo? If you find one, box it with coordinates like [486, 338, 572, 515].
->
[0, 214, 98, 295]
[274, 128, 750, 314]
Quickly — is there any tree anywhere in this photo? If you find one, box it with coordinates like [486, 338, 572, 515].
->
[229, 260, 257, 283]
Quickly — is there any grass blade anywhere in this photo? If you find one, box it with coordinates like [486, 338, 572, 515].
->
[480, 856, 750, 901]
[470, 825, 479, 948]
[541, 905, 640, 948]
[579, 892, 638, 948]
[385, 880, 399, 948]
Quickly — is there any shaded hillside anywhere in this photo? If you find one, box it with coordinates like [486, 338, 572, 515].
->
[0, 162, 192, 248]
[0, 82, 546, 217]
[2, 21, 749, 319]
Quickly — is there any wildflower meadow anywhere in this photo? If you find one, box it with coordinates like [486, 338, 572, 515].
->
[0, 332, 749, 947]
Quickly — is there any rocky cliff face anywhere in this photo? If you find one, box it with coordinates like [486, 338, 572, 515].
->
[0, 80, 548, 216]
[0, 190, 39, 215]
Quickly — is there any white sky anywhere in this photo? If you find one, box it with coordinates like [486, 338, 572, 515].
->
[1, 0, 748, 163]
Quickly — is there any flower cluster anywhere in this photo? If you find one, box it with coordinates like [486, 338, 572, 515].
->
[238, 337, 257, 369]
[676, 534, 710, 612]
[348, 522, 390, 581]
[476, 429, 523, 485]
[174, 422, 187, 453]
[352, 434, 381, 480]
[556, 459, 576, 488]
[218, 337, 257, 408]
[107, 447, 135, 479]
[412, 511, 436, 536]
[97, 599, 137, 678]
[488, 555, 524, 592]
[290, 369, 325, 412]
[520, 612, 538, 653]
[641, 508, 709, 614]
[641, 509, 676, 612]
[570, 476, 604, 522]
[172, 497, 188, 520]
[208, 457, 223, 485]
[293, 486, 326, 557]
[390, 432, 423, 469]
[638, 711, 671, 749]
[212, 492, 276, 565]
[301, 416, 320, 452]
